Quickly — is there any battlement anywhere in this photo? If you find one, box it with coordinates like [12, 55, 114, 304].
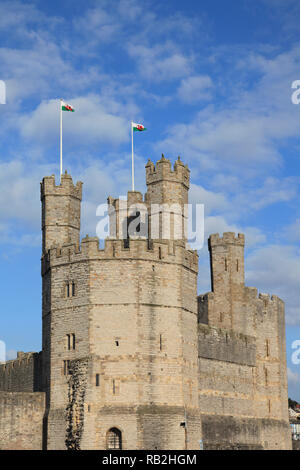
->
[41, 236, 198, 275]
[209, 232, 245, 247]
[0, 351, 42, 392]
[145, 155, 190, 188]
[40, 171, 82, 200]
[1, 351, 38, 368]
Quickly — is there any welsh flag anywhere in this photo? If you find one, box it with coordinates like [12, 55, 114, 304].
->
[61, 100, 75, 112]
[132, 122, 146, 132]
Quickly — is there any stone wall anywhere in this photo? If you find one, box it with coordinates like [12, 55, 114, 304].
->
[0, 392, 45, 450]
[0, 352, 42, 392]
[198, 324, 256, 366]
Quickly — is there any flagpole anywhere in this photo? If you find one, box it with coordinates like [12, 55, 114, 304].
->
[60, 99, 63, 183]
[131, 121, 135, 191]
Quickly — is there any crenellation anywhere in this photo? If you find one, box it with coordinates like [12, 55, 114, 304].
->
[145, 155, 190, 189]
[209, 232, 245, 247]
[40, 172, 82, 200]
[0, 156, 291, 450]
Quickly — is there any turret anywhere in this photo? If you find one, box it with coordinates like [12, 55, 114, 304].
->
[145, 155, 190, 242]
[205, 232, 245, 331]
[208, 232, 245, 293]
[40, 172, 82, 253]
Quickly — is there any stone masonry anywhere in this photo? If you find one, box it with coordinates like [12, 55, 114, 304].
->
[0, 156, 292, 450]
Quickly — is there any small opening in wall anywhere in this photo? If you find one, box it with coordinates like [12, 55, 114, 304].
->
[72, 333, 75, 350]
[180, 422, 186, 428]
[66, 283, 70, 297]
[115, 340, 119, 347]
[72, 282, 75, 297]
[265, 368, 268, 386]
[159, 334, 162, 351]
[63, 360, 70, 375]
[96, 374, 100, 387]
[112, 379, 116, 395]
[159, 247, 162, 260]
[225, 258, 228, 271]
[266, 339, 270, 357]
[236, 259, 239, 272]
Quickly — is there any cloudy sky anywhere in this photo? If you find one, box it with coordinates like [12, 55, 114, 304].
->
[0, 0, 300, 400]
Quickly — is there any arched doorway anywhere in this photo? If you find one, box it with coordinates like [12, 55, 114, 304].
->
[106, 427, 122, 449]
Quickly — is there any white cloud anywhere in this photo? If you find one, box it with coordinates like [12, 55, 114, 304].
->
[283, 218, 300, 242]
[5, 349, 17, 361]
[246, 244, 300, 324]
[177, 75, 213, 103]
[73, 6, 120, 44]
[127, 43, 192, 82]
[19, 95, 137, 146]
[189, 183, 229, 215]
[288, 368, 300, 385]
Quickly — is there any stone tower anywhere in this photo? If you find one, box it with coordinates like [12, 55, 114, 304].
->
[0, 156, 291, 450]
[41, 172, 82, 252]
[207, 232, 246, 332]
[41, 157, 202, 450]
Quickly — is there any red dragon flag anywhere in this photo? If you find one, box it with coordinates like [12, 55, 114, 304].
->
[132, 122, 146, 131]
[61, 100, 75, 112]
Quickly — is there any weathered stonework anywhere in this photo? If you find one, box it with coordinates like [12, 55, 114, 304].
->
[0, 156, 292, 450]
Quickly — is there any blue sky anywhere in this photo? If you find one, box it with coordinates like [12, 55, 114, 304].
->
[0, 0, 300, 401]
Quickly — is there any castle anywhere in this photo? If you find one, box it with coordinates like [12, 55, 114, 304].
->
[0, 156, 292, 450]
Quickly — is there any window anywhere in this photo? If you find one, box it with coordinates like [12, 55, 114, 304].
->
[66, 334, 75, 350]
[63, 360, 70, 375]
[266, 339, 270, 357]
[225, 258, 228, 271]
[107, 428, 122, 450]
[96, 374, 100, 387]
[66, 282, 76, 297]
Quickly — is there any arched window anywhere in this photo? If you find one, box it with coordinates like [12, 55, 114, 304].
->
[107, 428, 122, 450]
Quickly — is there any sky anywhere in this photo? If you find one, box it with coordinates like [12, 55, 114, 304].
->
[0, 0, 300, 401]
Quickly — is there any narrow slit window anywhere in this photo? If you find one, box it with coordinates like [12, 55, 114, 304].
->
[63, 360, 70, 375]
[159, 334, 162, 351]
[66, 283, 70, 297]
[112, 379, 116, 395]
[225, 258, 228, 271]
[266, 339, 270, 357]
[96, 374, 100, 386]
[265, 368, 268, 386]
[159, 247, 162, 260]
[72, 333, 76, 350]
[67, 334, 70, 350]
[72, 282, 75, 297]
[236, 259, 239, 271]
